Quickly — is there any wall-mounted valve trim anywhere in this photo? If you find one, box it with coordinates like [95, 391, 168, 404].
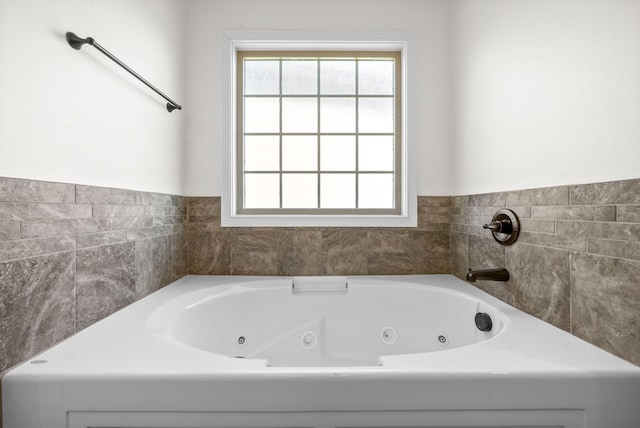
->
[483, 209, 520, 246]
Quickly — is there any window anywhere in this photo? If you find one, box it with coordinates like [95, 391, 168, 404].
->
[222, 31, 417, 227]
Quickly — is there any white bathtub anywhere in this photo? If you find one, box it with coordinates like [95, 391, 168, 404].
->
[3, 274, 640, 428]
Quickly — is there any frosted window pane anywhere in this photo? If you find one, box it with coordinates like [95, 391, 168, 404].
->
[358, 60, 394, 95]
[358, 98, 394, 133]
[320, 174, 356, 208]
[320, 60, 356, 95]
[320, 98, 356, 133]
[244, 60, 280, 95]
[282, 136, 317, 171]
[282, 60, 318, 95]
[359, 136, 394, 171]
[282, 174, 318, 208]
[282, 98, 318, 133]
[320, 136, 355, 171]
[358, 174, 394, 208]
[244, 97, 280, 133]
[245, 174, 279, 208]
[245, 136, 280, 171]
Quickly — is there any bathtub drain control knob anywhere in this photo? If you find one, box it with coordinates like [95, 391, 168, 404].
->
[475, 312, 493, 332]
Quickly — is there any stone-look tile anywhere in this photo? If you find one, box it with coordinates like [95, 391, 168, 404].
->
[20, 218, 105, 239]
[571, 252, 640, 366]
[171, 232, 188, 281]
[508, 206, 532, 218]
[418, 206, 451, 231]
[556, 221, 640, 242]
[418, 196, 451, 207]
[277, 230, 324, 276]
[0, 202, 92, 221]
[188, 197, 221, 226]
[230, 231, 277, 275]
[76, 185, 137, 205]
[367, 230, 414, 275]
[322, 229, 368, 275]
[0, 180, 191, 389]
[105, 216, 153, 231]
[413, 231, 450, 273]
[135, 236, 171, 299]
[76, 242, 136, 330]
[516, 231, 586, 252]
[451, 195, 468, 208]
[0, 235, 76, 262]
[468, 234, 505, 269]
[0, 222, 19, 241]
[145, 205, 187, 217]
[506, 244, 571, 331]
[450, 222, 486, 237]
[126, 226, 173, 241]
[458, 207, 531, 229]
[450, 232, 468, 280]
[76, 230, 128, 249]
[135, 192, 174, 207]
[0, 177, 75, 203]
[467, 192, 505, 207]
[450, 180, 640, 366]
[0, 251, 75, 372]
[150, 215, 186, 226]
[570, 179, 640, 205]
[188, 230, 230, 275]
[466, 235, 511, 302]
[505, 186, 569, 206]
[458, 205, 507, 218]
[617, 205, 640, 223]
[519, 218, 555, 234]
[418, 205, 451, 222]
[531, 205, 616, 221]
[92, 205, 145, 218]
[587, 238, 640, 262]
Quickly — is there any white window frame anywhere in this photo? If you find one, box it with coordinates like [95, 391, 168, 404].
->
[222, 30, 417, 227]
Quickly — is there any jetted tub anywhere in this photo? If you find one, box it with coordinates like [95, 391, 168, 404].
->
[3, 275, 640, 428]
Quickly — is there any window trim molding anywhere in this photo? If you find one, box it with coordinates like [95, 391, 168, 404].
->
[222, 30, 417, 227]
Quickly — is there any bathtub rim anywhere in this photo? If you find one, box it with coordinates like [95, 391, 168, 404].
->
[4, 273, 639, 376]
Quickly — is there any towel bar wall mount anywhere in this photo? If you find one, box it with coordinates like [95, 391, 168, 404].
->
[66, 32, 182, 113]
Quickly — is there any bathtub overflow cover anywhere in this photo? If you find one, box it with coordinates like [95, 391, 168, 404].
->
[438, 334, 448, 345]
[237, 336, 246, 346]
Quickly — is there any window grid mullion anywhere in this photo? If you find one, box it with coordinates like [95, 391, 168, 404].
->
[278, 58, 283, 209]
[317, 59, 321, 209]
[355, 58, 360, 209]
[245, 94, 393, 98]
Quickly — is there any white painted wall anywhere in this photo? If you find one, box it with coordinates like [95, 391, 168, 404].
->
[450, 0, 640, 195]
[4, 0, 638, 198]
[183, 0, 452, 196]
[0, 0, 185, 195]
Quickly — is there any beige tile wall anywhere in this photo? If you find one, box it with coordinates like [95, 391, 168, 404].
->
[450, 179, 640, 366]
[186, 196, 452, 276]
[0, 178, 187, 374]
